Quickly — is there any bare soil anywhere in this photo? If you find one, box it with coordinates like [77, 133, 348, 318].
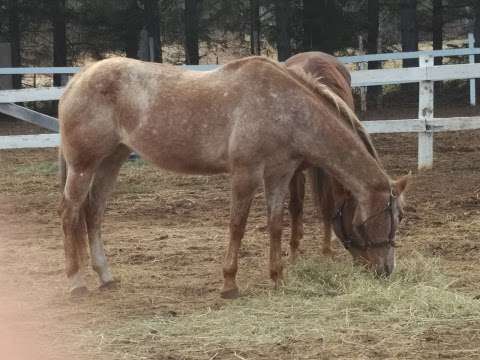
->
[1, 116, 480, 359]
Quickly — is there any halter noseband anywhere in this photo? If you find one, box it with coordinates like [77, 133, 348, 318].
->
[332, 193, 397, 250]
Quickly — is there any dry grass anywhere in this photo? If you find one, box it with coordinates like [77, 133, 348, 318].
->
[85, 254, 480, 360]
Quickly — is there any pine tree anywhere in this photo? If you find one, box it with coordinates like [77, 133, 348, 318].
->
[400, 0, 418, 67]
[52, 0, 66, 86]
[144, 0, 162, 62]
[432, 0, 443, 65]
[250, 0, 260, 55]
[275, 0, 290, 61]
[185, 0, 200, 64]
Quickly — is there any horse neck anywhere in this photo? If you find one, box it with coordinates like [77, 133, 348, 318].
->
[302, 112, 391, 201]
[330, 153, 389, 202]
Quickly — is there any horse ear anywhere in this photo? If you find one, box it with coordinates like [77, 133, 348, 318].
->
[394, 172, 411, 195]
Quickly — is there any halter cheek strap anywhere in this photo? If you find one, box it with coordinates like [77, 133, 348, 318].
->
[332, 193, 397, 250]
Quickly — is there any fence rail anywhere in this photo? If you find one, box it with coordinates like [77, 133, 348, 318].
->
[1, 46, 480, 76]
[2, 46, 480, 169]
[3, 61, 480, 104]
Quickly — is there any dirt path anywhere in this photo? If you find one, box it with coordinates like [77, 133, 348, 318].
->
[0, 201, 76, 360]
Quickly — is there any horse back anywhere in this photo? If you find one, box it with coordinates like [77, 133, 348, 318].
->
[58, 56, 305, 175]
[285, 52, 354, 110]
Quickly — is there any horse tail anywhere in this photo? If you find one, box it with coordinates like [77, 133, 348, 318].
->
[59, 146, 67, 191]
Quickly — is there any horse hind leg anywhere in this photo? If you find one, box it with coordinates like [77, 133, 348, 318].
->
[85, 145, 131, 289]
[288, 171, 305, 263]
[321, 218, 334, 256]
[264, 162, 299, 288]
[60, 164, 97, 297]
[308, 168, 334, 257]
[320, 187, 336, 257]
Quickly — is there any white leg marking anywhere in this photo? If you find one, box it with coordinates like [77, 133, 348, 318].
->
[91, 239, 113, 284]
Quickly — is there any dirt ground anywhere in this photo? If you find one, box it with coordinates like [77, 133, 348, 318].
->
[1, 110, 480, 359]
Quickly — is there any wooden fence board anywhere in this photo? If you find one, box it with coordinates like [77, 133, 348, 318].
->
[0, 87, 63, 103]
[0, 134, 59, 149]
[0, 103, 59, 132]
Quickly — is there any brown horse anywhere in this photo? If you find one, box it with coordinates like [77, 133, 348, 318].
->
[284, 52, 404, 263]
[58, 56, 407, 299]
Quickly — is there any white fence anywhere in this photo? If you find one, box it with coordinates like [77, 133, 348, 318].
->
[2, 46, 480, 169]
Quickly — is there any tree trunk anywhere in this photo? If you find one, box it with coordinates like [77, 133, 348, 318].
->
[275, 0, 290, 61]
[250, 0, 261, 55]
[184, 0, 200, 65]
[400, 0, 418, 68]
[432, 0, 443, 66]
[367, 0, 381, 107]
[8, 0, 21, 89]
[52, 0, 67, 87]
[303, 0, 345, 54]
[125, 0, 142, 59]
[144, 0, 162, 62]
[302, 0, 324, 52]
[474, 1, 480, 95]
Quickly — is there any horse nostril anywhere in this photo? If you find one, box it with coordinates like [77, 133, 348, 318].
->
[373, 263, 393, 278]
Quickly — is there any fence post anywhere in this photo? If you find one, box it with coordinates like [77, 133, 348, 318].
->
[149, 37, 155, 62]
[418, 55, 434, 170]
[468, 33, 476, 106]
[358, 35, 367, 112]
[0, 43, 12, 90]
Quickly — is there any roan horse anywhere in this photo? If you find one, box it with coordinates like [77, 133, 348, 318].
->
[285, 51, 408, 264]
[58, 56, 407, 298]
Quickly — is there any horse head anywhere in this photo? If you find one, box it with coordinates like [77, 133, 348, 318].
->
[332, 174, 410, 276]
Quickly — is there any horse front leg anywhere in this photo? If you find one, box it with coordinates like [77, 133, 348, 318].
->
[221, 168, 261, 299]
[288, 171, 305, 262]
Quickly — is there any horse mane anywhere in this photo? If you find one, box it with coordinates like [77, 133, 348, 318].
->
[285, 66, 380, 163]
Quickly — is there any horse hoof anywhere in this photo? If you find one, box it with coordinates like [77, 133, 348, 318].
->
[70, 286, 89, 298]
[99, 279, 120, 291]
[273, 279, 285, 291]
[220, 287, 240, 299]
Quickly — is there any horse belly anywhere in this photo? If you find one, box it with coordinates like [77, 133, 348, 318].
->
[125, 130, 229, 175]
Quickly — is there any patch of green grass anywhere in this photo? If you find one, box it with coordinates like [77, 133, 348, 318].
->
[92, 253, 480, 358]
[14, 161, 58, 176]
[124, 157, 148, 168]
